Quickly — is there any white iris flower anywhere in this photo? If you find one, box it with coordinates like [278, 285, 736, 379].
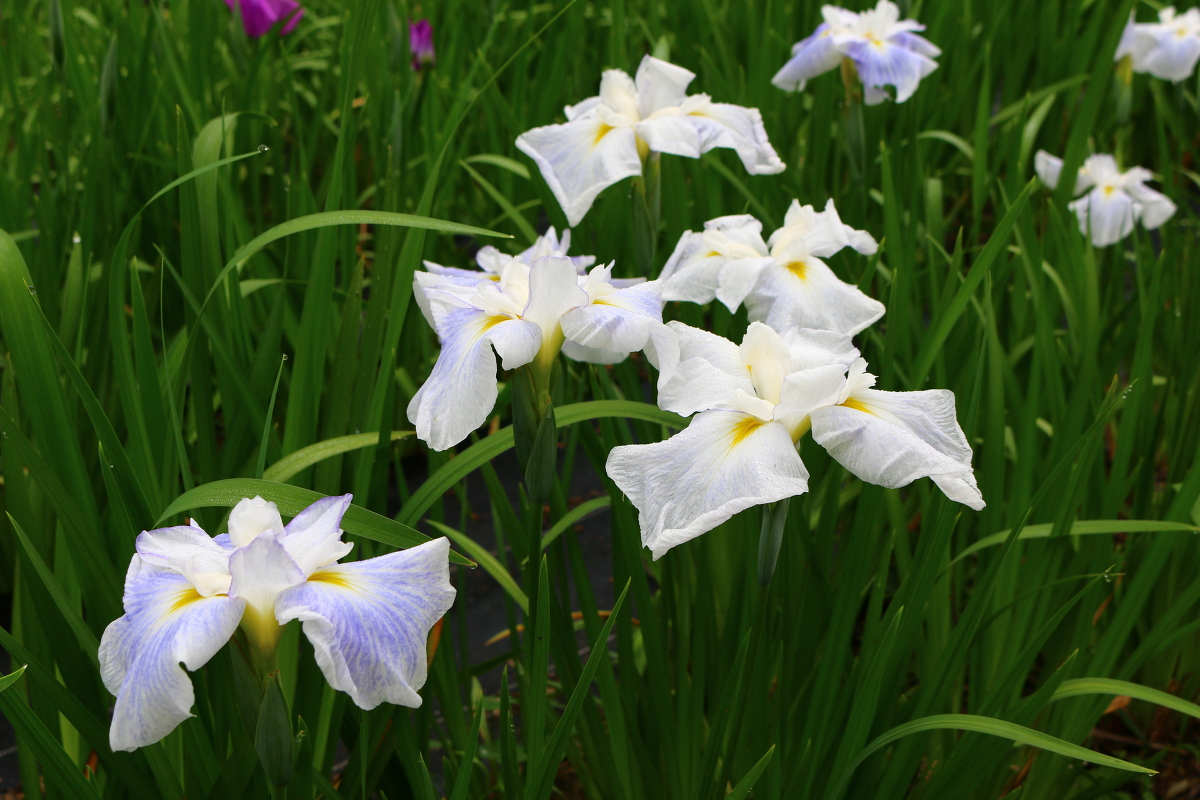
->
[606, 322, 983, 559]
[1116, 7, 1200, 82]
[516, 55, 785, 226]
[99, 495, 456, 751]
[408, 255, 677, 450]
[772, 0, 941, 104]
[1035, 151, 1177, 247]
[660, 199, 883, 335]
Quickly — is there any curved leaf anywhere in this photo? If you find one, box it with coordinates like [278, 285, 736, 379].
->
[397, 400, 685, 527]
[953, 520, 1198, 564]
[156, 479, 474, 566]
[541, 496, 611, 551]
[1051, 678, 1200, 721]
[827, 713, 1153, 798]
[263, 431, 414, 483]
[426, 520, 529, 613]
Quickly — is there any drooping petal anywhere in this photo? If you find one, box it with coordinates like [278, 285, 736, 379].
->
[136, 524, 232, 597]
[809, 388, 984, 510]
[606, 412, 809, 559]
[1142, 28, 1200, 81]
[743, 256, 885, 336]
[413, 270, 483, 326]
[772, 23, 843, 91]
[408, 302, 542, 451]
[842, 38, 937, 103]
[274, 538, 457, 710]
[282, 494, 354, 577]
[634, 55, 696, 117]
[516, 118, 642, 226]
[684, 102, 787, 175]
[560, 280, 665, 359]
[1125, 181, 1177, 229]
[1069, 188, 1136, 247]
[657, 322, 754, 415]
[100, 557, 245, 751]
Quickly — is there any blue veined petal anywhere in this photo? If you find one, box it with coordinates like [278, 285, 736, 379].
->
[406, 302, 542, 451]
[99, 557, 244, 751]
[772, 23, 843, 92]
[606, 411, 809, 560]
[282, 494, 354, 577]
[1070, 188, 1136, 247]
[274, 538, 457, 710]
[892, 31, 941, 59]
[844, 38, 938, 103]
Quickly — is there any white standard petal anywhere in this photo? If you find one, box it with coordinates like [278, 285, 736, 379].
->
[228, 496, 285, 548]
[634, 55, 696, 117]
[135, 523, 232, 597]
[809, 387, 984, 510]
[522, 255, 591, 340]
[606, 411, 809, 560]
[228, 531, 307, 622]
[657, 322, 754, 415]
[1069, 187, 1136, 247]
[661, 216, 772, 311]
[413, 269, 486, 326]
[684, 101, 787, 175]
[773, 363, 852, 436]
[99, 557, 245, 751]
[407, 302, 542, 451]
[772, 23, 843, 91]
[516, 117, 642, 226]
[1125, 181, 1177, 229]
[274, 538, 457, 710]
[770, 198, 878, 258]
[744, 256, 885, 336]
[283, 494, 355, 576]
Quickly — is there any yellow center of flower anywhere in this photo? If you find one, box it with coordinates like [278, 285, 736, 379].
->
[594, 123, 614, 147]
[168, 587, 205, 615]
[785, 260, 808, 281]
[730, 416, 766, 446]
[308, 570, 356, 591]
[841, 397, 875, 415]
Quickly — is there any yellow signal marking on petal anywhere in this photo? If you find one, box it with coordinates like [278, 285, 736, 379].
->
[841, 397, 876, 416]
[785, 260, 808, 281]
[308, 570, 356, 591]
[729, 416, 766, 446]
[168, 587, 205, 615]
[705, 251, 722, 258]
[477, 314, 510, 336]
[594, 123, 614, 147]
[1103, 185, 1116, 196]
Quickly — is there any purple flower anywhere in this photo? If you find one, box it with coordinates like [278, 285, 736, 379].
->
[410, 19, 436, 70]
[224, 0, 303, 38]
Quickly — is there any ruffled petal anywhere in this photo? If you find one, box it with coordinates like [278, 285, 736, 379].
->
[772, 24, 843, 91]
[606, 412, 809, 559]
[657, 322, 754, 415]
[100, 557, 245, 751]
[407, 303, 542, 450]
[413, 270, 483, 326]
[843, 38, 937, 103]
[809, 388, 984, 509]
[634, 56, 695, 116]
[516, 118, 642, 226]
[283, 494, 354, 576]
[1126, 181, 1177, 229]
[743, 256, 885, 336]
[893, 30, 941, 59]
[1070, 188, 1136, 247]
[560, 281, 664, 357]
[770, 199, 878, 258]
[660, 217, 773, 310]
[136, 524, 232, 598]
[684, 102, 787, 174]
[274, 538, 457, 710]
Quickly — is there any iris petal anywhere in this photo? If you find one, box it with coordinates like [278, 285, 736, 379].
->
[771, 23, 842, 91]
[274, 538, 457, 710]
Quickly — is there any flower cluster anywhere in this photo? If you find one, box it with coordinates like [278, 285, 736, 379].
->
[100, 496, 455, 750]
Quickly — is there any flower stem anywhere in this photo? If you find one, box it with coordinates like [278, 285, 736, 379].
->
[840, 58, 867, 188]
[757, 498, 790, 585]
[631, 150, 661, 276]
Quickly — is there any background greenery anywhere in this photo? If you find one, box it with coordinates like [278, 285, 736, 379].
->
[1, 0, 1199, 796]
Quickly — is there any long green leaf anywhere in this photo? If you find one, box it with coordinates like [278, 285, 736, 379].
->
[1051, 678, 1200, 721]
[263, 431, 415, 484]
[426, 520, 528, 613]
[953, 520, 1198, 564]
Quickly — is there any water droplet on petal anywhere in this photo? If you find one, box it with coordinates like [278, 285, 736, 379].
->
[257, 144, 270, 153]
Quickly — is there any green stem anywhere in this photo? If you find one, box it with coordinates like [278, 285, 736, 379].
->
[631, 150, 661, 276]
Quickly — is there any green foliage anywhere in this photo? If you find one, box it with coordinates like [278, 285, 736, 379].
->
[1, 0, 1198, 797]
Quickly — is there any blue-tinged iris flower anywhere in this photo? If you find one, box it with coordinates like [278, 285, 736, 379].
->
[409, 254, 677, 450]
[1116, 7, 1200, 82]
[99, 495, 455, 751]
[607, 322, 983, 559]
[772, 1, 940, 105]
[516, 56, 785, 226]
[659, 199, 883, 336]
[1035, 151, 1177, 248]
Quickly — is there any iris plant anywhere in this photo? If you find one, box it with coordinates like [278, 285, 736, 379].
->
[607, 322, 983, 560]
[1116, 7, 1200, 82]
[772, 0, 940, 104]
[99, 495, 455, 751]
[660, 199, 883, 335]
[1035, 151, 1176, 247]
[516, 55, 785, 226]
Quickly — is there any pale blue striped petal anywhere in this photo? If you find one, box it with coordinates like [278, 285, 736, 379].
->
[274, 538, 457, 710]
[772, 24, 842, 91]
